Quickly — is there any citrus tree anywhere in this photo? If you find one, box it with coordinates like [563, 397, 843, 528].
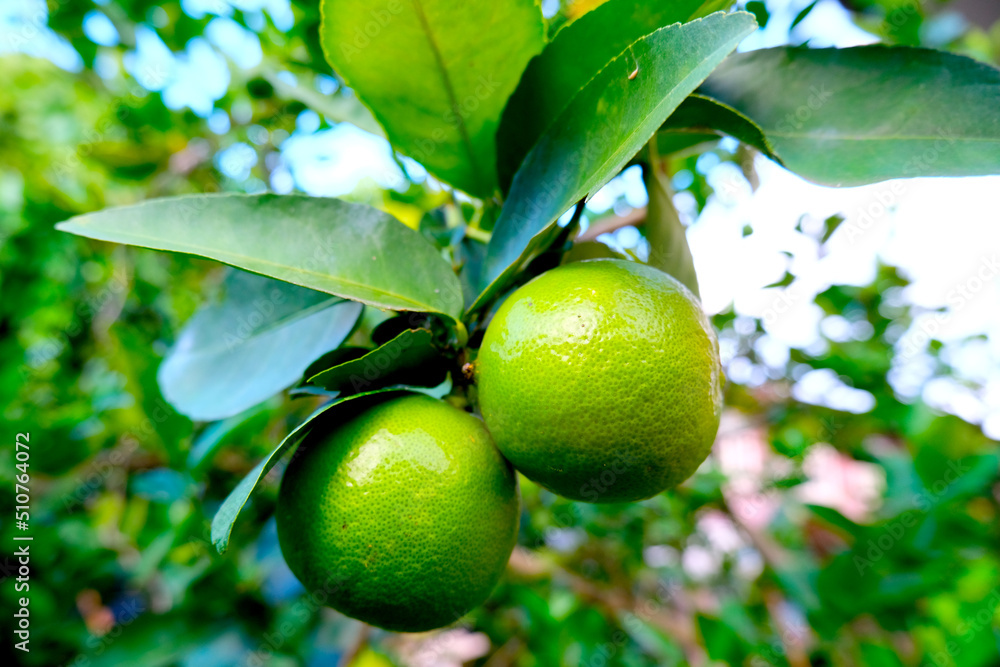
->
[52, 0, 1000, 639]
[5, 0, 1000, 663]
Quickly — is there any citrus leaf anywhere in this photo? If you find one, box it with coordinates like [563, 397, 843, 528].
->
[562, 240, 626, 264]
[304, 328, 447, 394]
[56, 194, 465, 322]
[699, 45, 1000, 186]
[320, 0, 545, 198]
[496, 0, 733, 193]
[473, 12, 757, 313]
[658, 93, 781, 163]
[157, 270, 362, 422]
[644, 165, 700, 297]
[655, 131, 722, 157]
[211, 388, 424, 554]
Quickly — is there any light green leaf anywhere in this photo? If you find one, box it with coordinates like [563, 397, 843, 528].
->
[699, 46, 1000, 186]
[320, 0, 545, 198]
[496, 0, 733, 192]
[158, 270, 362, 422]
[473, 12, 757, 313]
[56, 194, 465, 322]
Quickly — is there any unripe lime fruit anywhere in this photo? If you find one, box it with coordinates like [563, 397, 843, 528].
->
[476, 259, 723, 503]
[276, 394, 519, 632]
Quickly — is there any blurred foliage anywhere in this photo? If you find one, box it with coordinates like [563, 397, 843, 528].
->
[1, 1, 999, 666]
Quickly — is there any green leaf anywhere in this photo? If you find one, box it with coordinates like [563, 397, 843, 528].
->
[699, 46, 1000, 186]
[744, 1, 769, 29]
[473, 12, 757, 313]
[789, 0, 818, 31]
[659, 94, 781, 163]
[304, 328, 447, 394]
[261, 70, 384, 137]
[655, 131, 721, 157]
[561, 240, 626, 264]
[643, 164, 700, 297]
[211, 388, 414, 554]
[158, 270, 363, 421]
[186, 401, 276, 477]
[319, 0, 545, 198]
[56, 194, 465, 322]
[496, 0, 734, 193]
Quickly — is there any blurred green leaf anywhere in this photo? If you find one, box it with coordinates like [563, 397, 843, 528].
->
[158, 270, 363, 421]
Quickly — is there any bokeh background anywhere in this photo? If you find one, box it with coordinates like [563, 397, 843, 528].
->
[2, 0, 1000, 665]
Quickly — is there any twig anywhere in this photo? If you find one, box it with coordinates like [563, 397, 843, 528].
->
[507, 548, 707, 665]
[337, 622, 371, 667]
[576, 207, 647, 241]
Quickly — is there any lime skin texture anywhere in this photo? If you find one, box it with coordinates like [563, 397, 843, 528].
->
[276, 394, 520, 633]
[476, 259, 723, 503]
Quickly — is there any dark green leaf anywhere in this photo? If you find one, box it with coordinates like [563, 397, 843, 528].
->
[497, 0, 734, 192]
[789, 0, 818, 31]
[320, 0, 545, 197]
[473, 12, 757, 313]
[744, 1, 769, 28]
[659, 94, 781, 163]
[561, 240, 626, 264]
[821, 214, 845, 243]
[644, 164, 700, 296]
[655, 131, 721, 156]
[158, 270, 362, 421]
[301, 347, 370, 382]
[765, 271, 795, 288]
[56, 194, 465, 322]
[304, 328, 447, 394]
[700, 46, 1000, 186]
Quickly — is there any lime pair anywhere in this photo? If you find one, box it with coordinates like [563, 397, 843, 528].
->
[277, 259, 723, 631]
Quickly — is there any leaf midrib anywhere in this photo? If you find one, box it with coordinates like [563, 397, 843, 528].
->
[766, 131, 1000, 143]
[410, 0, 483, 193]
[58, 222, 437, 312]
[184, 297, 348, 359]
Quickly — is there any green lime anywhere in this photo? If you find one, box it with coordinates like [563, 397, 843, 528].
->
[276, 394, 519, 632]
[476, 259, 723, 503]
